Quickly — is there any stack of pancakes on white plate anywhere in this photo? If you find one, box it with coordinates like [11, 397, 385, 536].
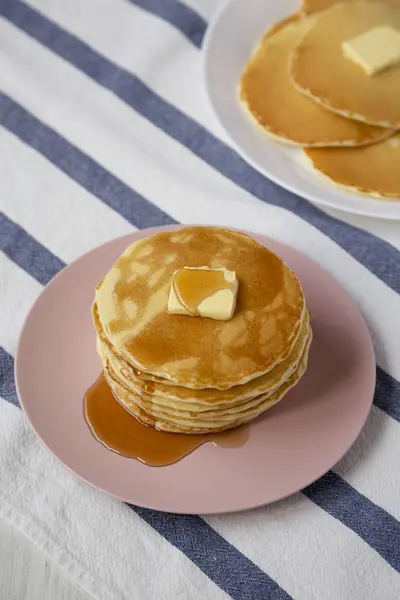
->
[239, 0, 400, 199]
[93, 226, 312, 434]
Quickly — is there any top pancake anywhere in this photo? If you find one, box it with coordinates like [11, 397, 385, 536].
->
[239, 16, 389, 146]
[291, 1, 400, 127]
[266, 12, 302, 37]
[301, 0, 400, 15]
[96, 227, 305, 389]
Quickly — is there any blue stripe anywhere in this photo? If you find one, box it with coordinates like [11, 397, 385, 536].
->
[133, 507, 292, 600]
[1, 0, 400, 296]
[1, 224, 400, 578]
[0, 211, 64, 286]
[375, 367, 400, 423]
[128, 0, 206, 48]
[0, 347, 18, 406]
[303, 471, 400, 573]
[0, 94, 176, 230]
[0, 212, 66, 286]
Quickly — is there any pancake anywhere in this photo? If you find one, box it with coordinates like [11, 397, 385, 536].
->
[304, 133, 400, 197]
[103, 332, 312, 434]
[301, 0, 400, 15]
[104, 332, 310, 425]
[265, 12, 302, 37]
[94, 227, 312, 434]
[95, 227, 306, 389]
[239, 16, 390, 146]
[94, 301, 311, 406]
[291, 1, 400, 127]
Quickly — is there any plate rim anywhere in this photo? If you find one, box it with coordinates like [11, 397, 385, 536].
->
[15, 225, 376, 514]
[202, 0, 400, 221]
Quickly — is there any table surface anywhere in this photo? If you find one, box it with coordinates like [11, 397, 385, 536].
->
[2, 208, 399, 600]
[0, 521, 91, 600]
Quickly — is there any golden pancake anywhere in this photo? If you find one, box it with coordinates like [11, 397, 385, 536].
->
[94, 301, 311, 406]
[103, 333, 312, 434]
[239, 16, 390, 146]
[265, 12, 302, 37]
[291, 1, 400, 127]
[103, 333, 310, 427]
[95, 227, 305, 389]
[301, 0, 400, 15]
[304, 133, 400, 197]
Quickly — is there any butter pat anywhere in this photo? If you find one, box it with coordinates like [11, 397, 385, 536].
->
[167, 266, 238, 321]
[342, 26, 400, 75]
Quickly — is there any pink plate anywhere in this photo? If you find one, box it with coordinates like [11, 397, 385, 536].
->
[15, 227, 376, 514]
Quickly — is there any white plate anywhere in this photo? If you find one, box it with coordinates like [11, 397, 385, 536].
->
[203, 0, 400, 220]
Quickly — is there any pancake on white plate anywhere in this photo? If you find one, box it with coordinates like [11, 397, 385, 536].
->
[239, 14, 391, 146]
[305, 133, 400, 198]
[292, 1, 400, 127]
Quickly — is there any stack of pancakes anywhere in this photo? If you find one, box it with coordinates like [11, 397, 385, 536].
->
[240, 0, 400, 198]
[93, 227, 312, 434]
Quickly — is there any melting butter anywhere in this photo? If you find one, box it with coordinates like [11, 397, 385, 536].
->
[167, 266, 238, 321]
[342, 26, 400, 76]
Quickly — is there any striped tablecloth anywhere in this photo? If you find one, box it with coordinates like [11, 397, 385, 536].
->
[0, 1, 399, 598]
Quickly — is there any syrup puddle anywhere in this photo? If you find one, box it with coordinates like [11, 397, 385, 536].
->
[84, 374, 249, 466]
